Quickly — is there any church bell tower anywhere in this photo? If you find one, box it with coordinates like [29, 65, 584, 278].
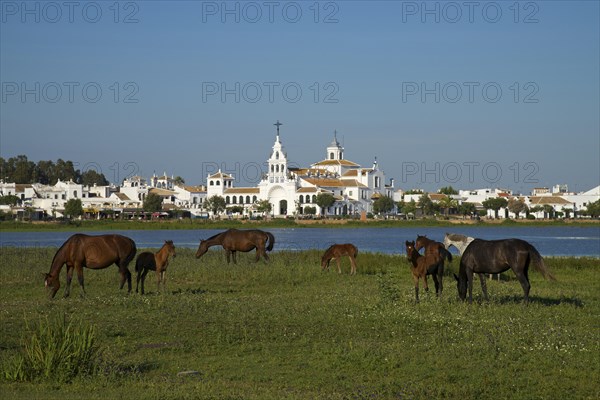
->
[267, 120, 288, 183]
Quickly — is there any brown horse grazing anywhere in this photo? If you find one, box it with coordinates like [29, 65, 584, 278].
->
[195, 229, 275, 263]
[44, 234, 137, 299]
[454, 238, 556, 304]
[405, 240, 444, 302]
[321, 244, 359, 275]
[415, 235, 453, 266]
[135, 240, 176, 295]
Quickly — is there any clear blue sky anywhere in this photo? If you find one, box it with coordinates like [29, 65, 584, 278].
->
[1, 1, 599, 193]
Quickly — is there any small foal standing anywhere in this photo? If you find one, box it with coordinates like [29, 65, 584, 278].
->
[321, 243, 359, 275]
[405, 240, 445, 302]
[135, 240, 176, 294]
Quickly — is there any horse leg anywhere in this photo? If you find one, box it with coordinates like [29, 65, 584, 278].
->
[136, 268, 142, 293]
[514, 268, 531, 304]
[232, 251, 237, 264]
[467, 271, 474, 304]
[64, 264, 74, 298]
[336, 258, 342, 274]
[413, 275, 419, 303]
[432, 273, 440, 297]
[478, 273, 489, 300]
[75, 264, 86, 297]
[119, 266, 132, 294]
[349, 256, 357, 275]
[156, 270, 161, 294]
[140, 269, 149, 295]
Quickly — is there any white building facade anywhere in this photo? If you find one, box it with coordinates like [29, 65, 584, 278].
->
[206, 123, 395, 217]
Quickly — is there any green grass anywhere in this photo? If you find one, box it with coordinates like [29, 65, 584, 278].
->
[0, 248, 598, 399]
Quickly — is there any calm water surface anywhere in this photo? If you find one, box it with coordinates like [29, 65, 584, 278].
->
[1, 226, 599, 257]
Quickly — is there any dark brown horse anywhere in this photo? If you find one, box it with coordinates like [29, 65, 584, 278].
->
[195, 229, 275, 263]
[135, 240, 176, 295]
[454, 238, 555, 303]
[321, 243, 358, 275]
[44, 234, 137, 299]
[405, 240, 445, 302]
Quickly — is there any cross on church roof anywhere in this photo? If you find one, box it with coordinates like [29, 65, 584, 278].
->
[274, 120, 282, 137]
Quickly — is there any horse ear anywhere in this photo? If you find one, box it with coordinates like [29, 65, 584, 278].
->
[453, 273, 459, 281]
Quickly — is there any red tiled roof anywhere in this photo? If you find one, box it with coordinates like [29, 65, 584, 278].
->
[224, 188, 260, 194]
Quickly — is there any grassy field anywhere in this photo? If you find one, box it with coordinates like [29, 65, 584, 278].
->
[0, 247, 598, 399]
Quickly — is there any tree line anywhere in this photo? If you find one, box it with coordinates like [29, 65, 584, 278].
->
[0, 155, 109, 186]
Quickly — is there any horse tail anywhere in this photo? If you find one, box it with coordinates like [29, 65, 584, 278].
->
[439, 244, 452, 262]
[527, 243, 556, 281]
[135, 255, 143, 273]
[124, 238, 137, 268]
[353, 245, 359, 258]
[265, 232, 275, 252]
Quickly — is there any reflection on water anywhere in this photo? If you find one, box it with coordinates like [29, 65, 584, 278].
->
[1, 226, 599, 257]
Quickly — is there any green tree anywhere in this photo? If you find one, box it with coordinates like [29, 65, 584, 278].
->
[438, 186, 458, 195]
[507, 198, 528, 218]
[174, 176, 185, 186]
[543, 204, 555, 219]
[458, 202, 476, 217]
[2, 155, 35, 183]
[373, 195, 395, 214]
[529, 205, 544, 218]
[396, 200, 406, 213]
[54, 159, 78, 183]
[205, 195, 227, 216]
[64, 199, 83, 219]
[482, 197, 508, 218]
[143, 193, 163, 213]
[255, 199, 272, 213]
[228, 205, 244, 214]
[303, 206, 317, 215]
[438, 195, 458, 216]
[33, 160, 55, 184]
[316, 193, 336, 217]
[0, 195, 20, 206]
[80, 169, 109, 186]
[418, 194, 435, 216]
[402, 199, 417, 216]
[583, 200, 600, 217]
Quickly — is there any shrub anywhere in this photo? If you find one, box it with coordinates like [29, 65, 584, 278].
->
[3, 314, 99, 382]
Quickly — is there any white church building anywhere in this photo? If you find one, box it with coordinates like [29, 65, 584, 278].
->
[206, 122, 395, 217]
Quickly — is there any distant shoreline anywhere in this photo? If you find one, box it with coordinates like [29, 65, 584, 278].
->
[1, 218, 598, 232]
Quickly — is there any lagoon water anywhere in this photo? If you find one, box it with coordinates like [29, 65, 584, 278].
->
[1, 226, 599, 257]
